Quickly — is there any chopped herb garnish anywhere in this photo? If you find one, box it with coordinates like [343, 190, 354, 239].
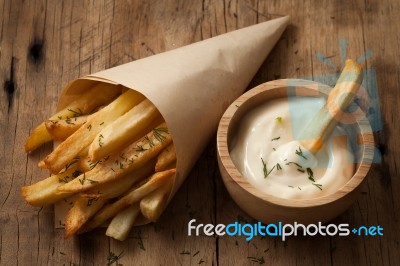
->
[285, 161, 303, 168]
[119, 162, 124, 169]
[89, 160, 102, 170]
[86, 197, 99, 206]
[67, 108, 83, 118]
[78, 174, 86, 185]
[100, 122, 104, 125]
[272, 148, 276, 151]
[261, 158, 267, 177]
[261, 158, 275, 178]
[275, 116, 282, 123]
[247, 256, 265, 265]
[295, 146, 307, 160]
[144, 136, 154, 147]
[297, 169, 305, 173]
[103, 155, 110, 161]
[88, 179, 98, 184]
[193, 251, 200, 257]
[50, 120, 58, 125]
[312, 183, 323, 190]
[288, 185, 294, 188]
[153, 127, 169, 142]
[65, 157, 80, 170]
[135, 145, 147, 152]
[110, 167, 115, 172]
[276, 163, 282, 170]
[306, 168, 315, 182]
[78, 174, 98, 185]
[298, 187, 302, 190]
[271, 136, 280, 141]
[180, 250, 191, 255]
[87, 124, 92, 131]
[98, 134, 104, 147]
[199, 259, 205, 264]
[65, 117, 75, 125]
[107, 251, 124, 266]
[58, 175, 70, 183]
[137, 231, 145, 250]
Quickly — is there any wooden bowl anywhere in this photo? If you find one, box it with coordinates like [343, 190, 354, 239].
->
[217, 79, 374, 224]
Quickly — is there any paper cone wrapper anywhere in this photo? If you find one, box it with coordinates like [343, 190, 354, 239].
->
[54, 16, 289, 227]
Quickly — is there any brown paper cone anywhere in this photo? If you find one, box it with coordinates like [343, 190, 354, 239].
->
[54, 16, 289, 227]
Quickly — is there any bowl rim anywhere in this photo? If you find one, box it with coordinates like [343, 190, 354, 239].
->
[217, 78, 374, 208]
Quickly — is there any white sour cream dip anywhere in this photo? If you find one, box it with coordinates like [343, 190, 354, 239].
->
[230, 97, 354, 199]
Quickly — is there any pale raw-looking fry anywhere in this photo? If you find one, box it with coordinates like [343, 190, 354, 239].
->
[89, 99, 162, 161]
[81, 169, 176, 233]
[106, 204, 141, 241]
[155, 143, 176, 172]
[45, 115, 88, 141]
[56, 123, 172, 193]
[65, 196, 108, 238]
[81, 159, 156, 199]
[44, 90, 145, 174]
[21, 165, 80, 206]
[24, 83, 120, 152]
[140, 176, 174, 222]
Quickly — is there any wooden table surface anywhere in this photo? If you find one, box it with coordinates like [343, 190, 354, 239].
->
[1, 0, 399, 265]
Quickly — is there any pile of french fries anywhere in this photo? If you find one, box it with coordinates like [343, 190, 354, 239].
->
[21, 83, 177, 241]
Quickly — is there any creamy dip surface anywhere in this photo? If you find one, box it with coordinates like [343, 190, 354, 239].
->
[230, 97, 354, 199]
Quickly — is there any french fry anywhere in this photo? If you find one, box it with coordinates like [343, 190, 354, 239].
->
[64, 196, 108, 238]
[81, 159, 155, 199]
[38, 160, 46, 169]
[45, 115, 88, 141]
[140, 176, 174, 221]
[89, 99, 162, 161]
[106, 204, 141, 241]
[24, 123, 53, 153]
[56, 123, 172, 193]
[76, 156, 92, 173]
[81, 169, 176, 232]
[21, 166, 80, 206]
[155, 143, 176, 172]
[44, 90, 145, 174]
[24, 83, 121, 152]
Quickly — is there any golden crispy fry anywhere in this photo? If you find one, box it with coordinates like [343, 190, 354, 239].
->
[56, 123, 172, 193]
[81, 159, 155, 199]
[140, 176, 174, 222]
[89, 99, 162, 161]
[77, 156, 91, 173]
[64, 196, 108, 238]
[44, 90, 145, 174]
[81, 169, 176, 232]
[155, 143, 176, 172]
[105, 203, 141, 241]
[24, 83, 120, 152]
[21, 166, 80, 206]
[38, 159, 46, 169]
[45, 115, 88, 141]
[24, 123, 53, 153]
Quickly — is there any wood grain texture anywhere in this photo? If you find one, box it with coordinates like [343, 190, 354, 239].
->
[0, 0, 399, 265]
